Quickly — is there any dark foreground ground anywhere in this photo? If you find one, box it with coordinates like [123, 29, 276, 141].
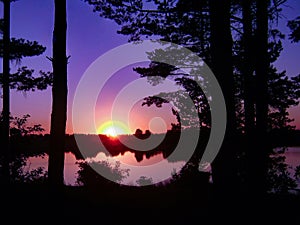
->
[1, 183, 300, 225]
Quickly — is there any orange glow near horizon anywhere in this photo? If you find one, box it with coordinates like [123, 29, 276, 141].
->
[97, 120, 131, 137]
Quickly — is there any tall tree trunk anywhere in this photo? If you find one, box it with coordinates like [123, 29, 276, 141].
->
[243, 0, 255, 135]
[254, 0, 269, 194]
[1, 0, 11, 185]
[209, 0, 238, 193]
[48, 0, 68, 188]
[242, 0, 256, 192]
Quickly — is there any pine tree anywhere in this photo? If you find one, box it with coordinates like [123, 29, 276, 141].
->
[48, 0, 68, 188]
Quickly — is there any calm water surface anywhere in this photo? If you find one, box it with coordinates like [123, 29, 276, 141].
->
[26, 151, 185, 186]
[25, 147, 300, 186]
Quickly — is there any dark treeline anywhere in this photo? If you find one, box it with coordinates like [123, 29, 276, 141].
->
[1, 0, 300, 224]
[7, 128, 300, 160]
[82, 0, 300, 197]
[7, 129, 199, 161]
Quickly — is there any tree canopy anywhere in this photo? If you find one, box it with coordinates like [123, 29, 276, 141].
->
[0, 18, 52, 92]
[288, 16, 300, 43]
[85, 0, 300, 193]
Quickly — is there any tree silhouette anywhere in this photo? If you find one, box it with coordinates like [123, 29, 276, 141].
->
[85, 0, 300, 194]
[288, 16, 300, 43]
[0, 18, 52, 92]
[134, 128, 143, 138]
[241, 0, 256, 194]
[1, 0, 11, 185]
[252, 0, 269, 194]
[0, 0, 51, 184]
[48, 0, 68, 188]
[208, 0, 239, 193]
[76, 160, 129, 187]
[136, 176, 153, 186]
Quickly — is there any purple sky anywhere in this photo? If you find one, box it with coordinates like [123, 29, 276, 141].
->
[1, 0, 300, 133]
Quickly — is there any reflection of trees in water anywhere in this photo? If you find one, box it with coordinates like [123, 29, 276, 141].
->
[136, 176, 153, 186]
[9, 154, 48, 184]
[76, 160, 129, 187]
[68, 131, 181, 161]
[73, 128, 211, 187]
[75, 130, 212, 187]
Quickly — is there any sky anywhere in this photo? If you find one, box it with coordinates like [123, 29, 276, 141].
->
[1, 0, 300, 134]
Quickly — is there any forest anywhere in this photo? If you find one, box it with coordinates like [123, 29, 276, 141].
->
[1, 0, 300, 224]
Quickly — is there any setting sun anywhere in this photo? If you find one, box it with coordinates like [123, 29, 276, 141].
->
[103, 127, 118, 137]
[97, 120, 131, 137]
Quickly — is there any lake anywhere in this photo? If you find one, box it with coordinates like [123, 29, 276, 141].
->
[25, 147, 300, 187]
[25, 151, 185, 186]
[283, 147, 300, 185]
